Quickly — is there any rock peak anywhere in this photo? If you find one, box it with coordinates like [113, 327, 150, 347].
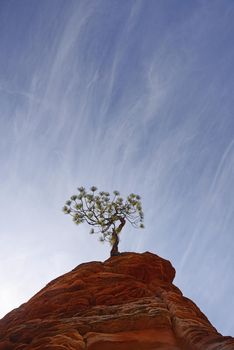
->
[0, 252, 233, 349]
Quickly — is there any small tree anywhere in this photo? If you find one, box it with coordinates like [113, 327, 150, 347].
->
[63, 186, 144, 257]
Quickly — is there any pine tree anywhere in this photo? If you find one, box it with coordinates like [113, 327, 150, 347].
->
[63, 186, 144, 256]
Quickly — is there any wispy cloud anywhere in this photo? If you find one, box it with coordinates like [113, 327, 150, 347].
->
[0, 0, 233, 336]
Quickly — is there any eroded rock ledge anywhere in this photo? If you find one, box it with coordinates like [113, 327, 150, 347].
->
[0, 252, 233, 349]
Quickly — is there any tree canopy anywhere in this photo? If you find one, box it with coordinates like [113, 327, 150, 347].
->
[63, 186, 144, 256]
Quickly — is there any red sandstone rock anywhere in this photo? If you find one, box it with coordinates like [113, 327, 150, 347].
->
[0, 252, 233, 349]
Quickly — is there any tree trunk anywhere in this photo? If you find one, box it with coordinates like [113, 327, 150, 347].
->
[110, 231, 119, 257]
[110, 218, 125, 257]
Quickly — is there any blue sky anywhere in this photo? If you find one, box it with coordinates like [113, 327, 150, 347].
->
[0, 0, 233, 336]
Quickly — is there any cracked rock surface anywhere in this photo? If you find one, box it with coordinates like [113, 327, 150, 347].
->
[0, 252, 233, 349]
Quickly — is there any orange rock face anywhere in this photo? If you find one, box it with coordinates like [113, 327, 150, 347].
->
[0, 252, 233, 349]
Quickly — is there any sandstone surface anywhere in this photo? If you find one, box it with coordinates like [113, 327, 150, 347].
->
[0, 252, 233, 349]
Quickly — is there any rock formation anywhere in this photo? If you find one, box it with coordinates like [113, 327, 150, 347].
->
[0, 252, 233, 349]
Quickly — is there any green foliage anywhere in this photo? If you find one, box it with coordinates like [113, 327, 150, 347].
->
[63, 186, 144, 245]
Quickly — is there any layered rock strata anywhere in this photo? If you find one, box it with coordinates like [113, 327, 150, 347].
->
[0, 252, 233, 349]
